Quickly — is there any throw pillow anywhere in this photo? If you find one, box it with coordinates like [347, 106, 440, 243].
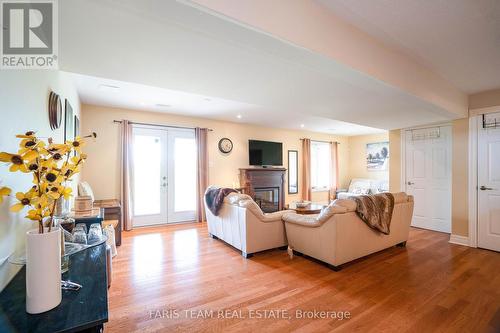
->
[78, 181, 95, 201]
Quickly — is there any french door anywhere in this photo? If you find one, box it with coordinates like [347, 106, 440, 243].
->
[131, 125, 197, 227]
[404, 126, 452, 233]
[478, 113, 500, 252]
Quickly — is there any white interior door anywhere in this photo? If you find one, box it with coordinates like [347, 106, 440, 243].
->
[478, 113, 500, 252]
[132, 126, 168, 227]
[131, 126, 197, 227]
[405, 126, 452, 233]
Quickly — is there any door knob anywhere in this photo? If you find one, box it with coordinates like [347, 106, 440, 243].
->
[407, 181, 415, 185]
[480, 185, 494, 191]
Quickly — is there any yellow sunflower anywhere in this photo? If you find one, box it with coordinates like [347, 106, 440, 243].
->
[15, 131, 36, 139]
[46, 151, 66, 165]
[44, 170, 63, 184]
[10, 191, 35, 212]
[60, 163, 78, 178]
[21, 150, 38, 163]
[0, 187, 11, 204]
[67, 136, 86, 153]
[26, 208, 48, 221]
[47, 143, 69, 155]
[61, 187, 72, 200]
[39, 158, 57, 170]
[0, 152, 28, 172]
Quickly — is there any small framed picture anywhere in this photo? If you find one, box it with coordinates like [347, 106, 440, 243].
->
[74, 115, 80, 138]
[64, 99, 74, 142]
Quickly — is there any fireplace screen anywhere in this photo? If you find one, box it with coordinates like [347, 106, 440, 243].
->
[254, 187, 280, 213]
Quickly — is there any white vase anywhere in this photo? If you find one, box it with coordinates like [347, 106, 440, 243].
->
[26, 227, 62, 314]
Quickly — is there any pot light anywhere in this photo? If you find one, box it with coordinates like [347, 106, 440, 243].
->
[300, 124, 305, 128]
[155, 103, 171, 108]
[98, 84, 120, 92]
[236, 114, 242, 119]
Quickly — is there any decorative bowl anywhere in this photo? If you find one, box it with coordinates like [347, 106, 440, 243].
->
[295, 201, 309, 208]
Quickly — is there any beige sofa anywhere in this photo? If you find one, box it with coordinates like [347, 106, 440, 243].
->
[205, 193, 293, 258]
[283, 192, 414, 270]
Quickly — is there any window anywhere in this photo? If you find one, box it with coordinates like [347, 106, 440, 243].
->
[310, 141, 331, 191]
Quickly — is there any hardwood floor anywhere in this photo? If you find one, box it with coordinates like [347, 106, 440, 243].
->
[106, 223, 500, 333]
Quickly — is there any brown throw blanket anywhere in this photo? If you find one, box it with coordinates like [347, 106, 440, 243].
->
[349, 193, 395, 235]
[204, 186, 237, 216]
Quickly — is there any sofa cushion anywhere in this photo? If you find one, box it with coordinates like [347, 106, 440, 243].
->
[226, 193, 253, 205]
[371, 180, 389, 193]
[239, 200, 293, 222]
[353, 188, 369, 195]
[239, 199, 265, 217]
[336, 192, 353, 200]
[317, 203, 348, 223]
[393, 192, 409, 204]
[348, 179, 371, 193]
[78, 182, 95, 201]
[282, 213, 321, 227]
[332, 199, 357, 212]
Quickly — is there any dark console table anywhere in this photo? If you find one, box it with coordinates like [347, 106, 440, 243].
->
[94, 199, 122, 246]
[0, 242, 108, 332]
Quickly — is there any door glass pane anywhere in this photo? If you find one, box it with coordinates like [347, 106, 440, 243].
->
[174, 137, 196, 212]
[133, 135, 161, 216]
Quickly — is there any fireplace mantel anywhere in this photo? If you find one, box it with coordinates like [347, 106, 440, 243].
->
[239, 167, 286, 212]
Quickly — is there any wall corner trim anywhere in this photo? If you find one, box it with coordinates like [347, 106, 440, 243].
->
[449, 234, 470, 247]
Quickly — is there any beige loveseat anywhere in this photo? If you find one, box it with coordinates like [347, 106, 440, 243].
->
[205, 193, 293, 258]
[283, 192, 414, 270]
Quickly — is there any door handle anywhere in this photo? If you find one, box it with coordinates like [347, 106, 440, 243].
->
[407, 181, 415, 185]
[480, 185, 494, 191]
[161, 182, 167, 187]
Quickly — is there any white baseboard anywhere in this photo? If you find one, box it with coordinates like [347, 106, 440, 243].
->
[449, 234, 470, 247]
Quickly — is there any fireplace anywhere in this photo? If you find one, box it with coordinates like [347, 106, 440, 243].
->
[239, 168, 286, 211]
[254, 187, 280, 213]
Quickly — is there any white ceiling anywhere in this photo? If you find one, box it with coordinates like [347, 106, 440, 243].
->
[318, 0, 500, 94]
[60, 0, 461, 135]
[70, 72, 385, 136]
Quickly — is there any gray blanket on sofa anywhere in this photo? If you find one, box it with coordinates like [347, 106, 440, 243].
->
[204, 186, 237, 216]
[349, 193, 395, 235]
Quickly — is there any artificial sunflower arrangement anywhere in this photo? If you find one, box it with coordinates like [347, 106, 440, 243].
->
[0, 131, 97, 233]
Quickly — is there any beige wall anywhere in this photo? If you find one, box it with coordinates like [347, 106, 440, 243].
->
[387, 122, 469, 236]
[451, 119, 469, 236]
[80, 105, 351, 205]
[389, 130, 402, 192]
[347, 133, 389, 182]
[0, 71, 80, 290]
[469, 88, 500, 110]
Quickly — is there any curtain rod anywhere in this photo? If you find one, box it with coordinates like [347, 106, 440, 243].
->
[300, 138, 341, 144]
[113, 120, 213, 131]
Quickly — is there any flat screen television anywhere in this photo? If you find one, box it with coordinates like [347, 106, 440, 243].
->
[249, 140, 283, 166]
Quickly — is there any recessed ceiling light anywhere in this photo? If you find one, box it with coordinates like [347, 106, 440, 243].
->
[155, 103, 171, 108]
[204, 98, 211, 101]
[300, 124, 305, 128]
[99, 84, 120, 92]
[236, 114, 242, 119]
